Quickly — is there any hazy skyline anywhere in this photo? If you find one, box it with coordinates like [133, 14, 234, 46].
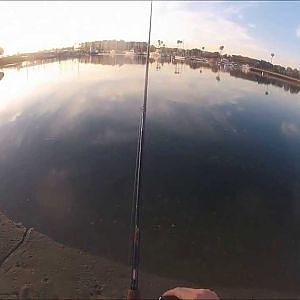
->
[1, 1, 300, 68]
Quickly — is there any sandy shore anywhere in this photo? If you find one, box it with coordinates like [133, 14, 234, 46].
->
[0, 212, 190, 299]
[0, 212, 299, 299]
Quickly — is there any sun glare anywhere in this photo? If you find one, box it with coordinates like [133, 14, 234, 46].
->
[0, 1, 149, 55]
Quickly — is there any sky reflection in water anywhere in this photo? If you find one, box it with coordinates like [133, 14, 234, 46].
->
[0, 57, 300, 291]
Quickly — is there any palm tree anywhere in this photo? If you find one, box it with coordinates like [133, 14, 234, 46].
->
[271, 53, 274, 64]
[161, 43, 166, 56]
[177, 40, 183, 56]
[201, 46, 205, 58]
[219, 45, 224, 56]
[158, 40, 163, 48]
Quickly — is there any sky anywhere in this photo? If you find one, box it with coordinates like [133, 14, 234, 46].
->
[0, 1, 300, 68]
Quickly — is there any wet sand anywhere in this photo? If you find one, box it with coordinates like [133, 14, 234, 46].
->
[0, 212, 299, 299]
[0, 212, 188, 299]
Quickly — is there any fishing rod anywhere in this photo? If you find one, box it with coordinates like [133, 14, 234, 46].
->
[127, 1, 152, 300]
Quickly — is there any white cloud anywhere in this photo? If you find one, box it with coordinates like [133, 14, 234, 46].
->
[0, 1, 150, 54]
[282, 122, 300, 137]
[152, 2, 265, 59]
[153, 2, 300, 67]
[0, 1, 297, 66]
[0, 1, 265, 58]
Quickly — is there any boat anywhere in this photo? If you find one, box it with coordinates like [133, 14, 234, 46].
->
[220, 61, 239, 70]
[173, 55, 186, 61]
[150, 50, 160, 60]
[194, 57, 208, 63]
[90, 50, 99, 56]
[124, 49, 136, 56]
[89, 45, 99, 56]
[241, 64, 250, 73]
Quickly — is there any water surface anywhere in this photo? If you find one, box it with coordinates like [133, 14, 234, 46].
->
[0, 56, 300, 291]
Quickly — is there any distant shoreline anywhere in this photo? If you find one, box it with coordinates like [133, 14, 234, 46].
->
[250, 67, 300, 85]
[1, 50, 300, 89]
[0, 50, 80, 68]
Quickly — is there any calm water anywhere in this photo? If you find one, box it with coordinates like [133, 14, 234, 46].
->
[1, 56, 300, 291]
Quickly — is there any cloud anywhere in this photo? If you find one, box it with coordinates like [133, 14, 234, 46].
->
[0, 1, 296, 66]
[152, 2, 265, 59]
[153, 2, 299, 67]
[281, 122, 300, 137]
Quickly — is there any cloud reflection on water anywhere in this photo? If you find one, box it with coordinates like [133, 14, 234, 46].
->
[0, 59, 300, 290]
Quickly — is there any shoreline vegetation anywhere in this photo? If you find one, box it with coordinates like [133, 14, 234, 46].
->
[0, 212, 299, 299]
[1, 51, 299, 95]
[0, 40, 300, 87]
